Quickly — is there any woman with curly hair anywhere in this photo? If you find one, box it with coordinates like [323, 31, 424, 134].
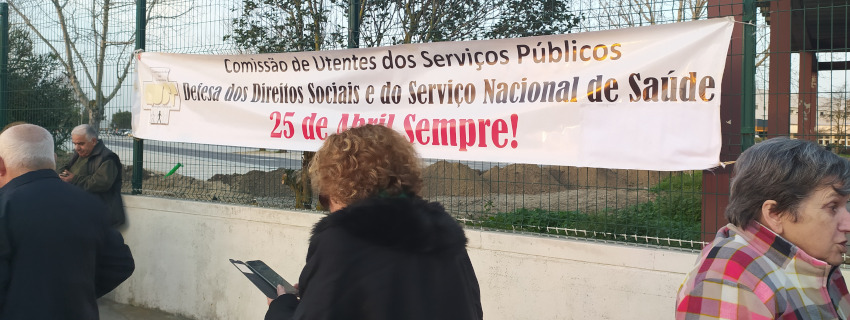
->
[265, 124, 483, 320]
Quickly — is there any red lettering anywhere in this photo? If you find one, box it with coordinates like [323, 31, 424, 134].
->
[492, 119, 508, 148]
[416, 119, 431, 145]
[458, 119, 476, 151]
[401, 114, 519, 151]
[477, 119, 491, 147]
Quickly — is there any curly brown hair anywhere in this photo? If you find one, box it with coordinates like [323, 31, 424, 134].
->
[308, 124, 423, 206]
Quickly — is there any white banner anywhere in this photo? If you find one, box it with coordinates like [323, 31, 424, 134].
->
[132, 18, 734, 171]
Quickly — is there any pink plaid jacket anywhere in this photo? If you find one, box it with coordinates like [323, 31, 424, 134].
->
[676, 223, 850, 319]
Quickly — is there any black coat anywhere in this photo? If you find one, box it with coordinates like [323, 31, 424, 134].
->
[266, 196, 483, 320]
[0, 169, 135, 320]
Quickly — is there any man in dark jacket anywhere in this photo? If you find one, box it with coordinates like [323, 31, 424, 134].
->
[0, 124, 135, 319]
[60, 124, 126, 226]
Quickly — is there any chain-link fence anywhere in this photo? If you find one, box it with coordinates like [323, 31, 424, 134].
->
[2, 0, 844, 250]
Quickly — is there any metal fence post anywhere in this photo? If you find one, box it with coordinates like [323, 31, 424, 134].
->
[132, 0, 145, 194]
[348, 0, 360, 49]
[0, 3, 8, 129]
[741, 0, 756, 150]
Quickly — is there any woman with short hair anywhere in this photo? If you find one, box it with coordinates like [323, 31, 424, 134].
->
[676, 137, 850, 319]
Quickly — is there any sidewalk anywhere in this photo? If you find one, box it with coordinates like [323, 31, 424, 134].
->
[98, 299, 193, 320]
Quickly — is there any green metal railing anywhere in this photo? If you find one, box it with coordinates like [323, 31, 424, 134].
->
[2, 0, 844, 250]
[0, 3, 8, 129]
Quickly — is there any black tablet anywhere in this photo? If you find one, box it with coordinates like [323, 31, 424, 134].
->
[230, 259, 297, 298]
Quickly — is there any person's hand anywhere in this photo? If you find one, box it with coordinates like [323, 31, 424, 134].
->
[266, 283, 299, 305]
[59, 170, 74, 182]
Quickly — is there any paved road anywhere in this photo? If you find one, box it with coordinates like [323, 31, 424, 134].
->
[103, 136, 301, 168]
[93, 136, 303, 180]
[93, 135, 499, 181]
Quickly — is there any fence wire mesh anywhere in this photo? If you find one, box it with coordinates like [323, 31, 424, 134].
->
[4, 0, 845, 251]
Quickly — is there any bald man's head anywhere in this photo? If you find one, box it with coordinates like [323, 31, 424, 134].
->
[0, 124, 55, 172]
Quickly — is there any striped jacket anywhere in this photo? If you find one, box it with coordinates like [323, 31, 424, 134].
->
[676, 222, 850, 319]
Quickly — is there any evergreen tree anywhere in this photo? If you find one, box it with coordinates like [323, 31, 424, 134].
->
[111, 111, 132, 130]
[486, 0, 584, 39]
[6, 27, 79, 151]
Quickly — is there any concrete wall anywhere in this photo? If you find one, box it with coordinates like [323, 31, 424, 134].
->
[107, 195, 700, 320]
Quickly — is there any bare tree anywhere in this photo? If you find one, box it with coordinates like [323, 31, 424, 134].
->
[226, 0, 344, 53]
[578, 0, 708, 29]
[339, 0, 500, 47]
[7, 0, 193, 130]
[822, 85, 850, 147]
[355, 0, 586, 46]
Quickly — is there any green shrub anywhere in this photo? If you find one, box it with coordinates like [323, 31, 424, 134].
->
[470, 171, 703, 247]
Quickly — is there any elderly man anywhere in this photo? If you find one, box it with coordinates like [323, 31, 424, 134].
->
[60, 124, 125, 226]
[676, 137, 850, 319]
[0, 124, 134, 319]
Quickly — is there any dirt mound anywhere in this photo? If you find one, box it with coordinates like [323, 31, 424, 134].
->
[117, 161, 670, 214]
[208, 168, 296, 198]
[482, 164, 566, 194]
[612, 169, 674, 188]
[240, 168, 294, 197]
[422, 160, 491, 197]
[208, 173, 235, 185]
[121, 172, 255, 204]
[546, 166, 620, 188]
[121, 165, 155, 182]
[546, 166, 673, 189]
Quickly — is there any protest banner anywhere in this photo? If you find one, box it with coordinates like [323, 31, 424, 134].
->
[132, 17, 734, 170]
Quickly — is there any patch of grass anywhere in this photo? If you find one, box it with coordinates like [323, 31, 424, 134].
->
[649, 171, 701, 193]
[469, 171, 703, 248]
